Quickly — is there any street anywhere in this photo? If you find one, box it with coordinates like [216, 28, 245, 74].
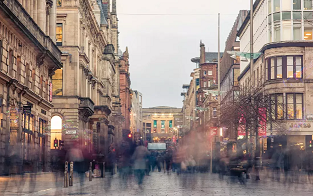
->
[2, 171, 313, 196]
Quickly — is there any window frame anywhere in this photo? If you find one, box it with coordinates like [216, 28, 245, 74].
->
[56, 23, 63, 46]
[286, 93, 304, 120]
[270, 93, 284, 120]
[267, 55, 303, 80]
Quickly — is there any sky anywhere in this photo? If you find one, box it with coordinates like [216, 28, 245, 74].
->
[117, 0, 250, 108]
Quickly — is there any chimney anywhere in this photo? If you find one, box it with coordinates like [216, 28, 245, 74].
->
[200, 41, 205, 64]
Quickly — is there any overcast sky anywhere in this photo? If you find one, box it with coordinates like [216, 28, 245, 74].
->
[117, 0, 250, 108]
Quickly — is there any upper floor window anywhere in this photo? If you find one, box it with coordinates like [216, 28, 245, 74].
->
[267, 55, 303, 80]
[52, 69, 63, 95]
[56, 23, 63, 46]
[57, 0, 62, 7]
[304, 0, 313, 10]
[287, 93, 303, 119]
[203, 81, 207, 87]
[203, 71, 207, 76]
[212, 107, 217, 118]
[270, 94, 284, 120]
[208, 70, 213, 75]
[294, 0, 301, 10]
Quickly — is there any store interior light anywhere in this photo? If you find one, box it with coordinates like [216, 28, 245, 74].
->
[306, 33, 312, 35]
[304, 36, 309, 39]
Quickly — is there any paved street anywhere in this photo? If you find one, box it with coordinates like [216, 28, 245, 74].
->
[2, 171, 313, 196]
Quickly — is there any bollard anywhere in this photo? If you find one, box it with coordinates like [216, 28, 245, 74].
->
[69, 161, 74, 186]
[89, 162, 92, 181]
[64, 161, 69, 188]
[103, 162, 105, 178]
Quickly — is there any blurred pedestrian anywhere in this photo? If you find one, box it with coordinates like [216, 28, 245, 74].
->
[66, 142, 85, 194]
[164, 150, 173, 174]
[132, 141, 150, 188]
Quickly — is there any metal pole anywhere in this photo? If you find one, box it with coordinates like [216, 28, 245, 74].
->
[89, 162, 92, 181]
[64, 161, 68, 188]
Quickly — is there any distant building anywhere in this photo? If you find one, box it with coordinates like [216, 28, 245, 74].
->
[130, 90, 143, 138]
[142, 106, 183, 143]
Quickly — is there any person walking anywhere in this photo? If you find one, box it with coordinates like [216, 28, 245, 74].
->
[132, 141, 150, 188]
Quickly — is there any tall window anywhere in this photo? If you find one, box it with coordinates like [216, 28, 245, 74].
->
[287, 93, 303, 119]
[57, 0, 62, 7]
[56, 23, 63, 46]
[271, 58, 275, 79]
[212, 107, 217, 118]
[203, 81, 207, 87]
[51, 116, 62, 149]
[293, 12, 302, 40]
[169, 120, 172, 128]
[294, 0, 301, 10]
[270, 94, 284, 120]
[274, 0, 280, 12]
[203, 71, 206, 76]
[153, 120, 157, 128]
[161, 120, 165, 133]
[277, 57, 282, 78]
[304, 0, 313, 10]
[268, 0, 272, 13]
[52, 69, 63, 95]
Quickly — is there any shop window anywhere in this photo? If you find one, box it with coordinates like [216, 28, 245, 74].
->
[22, 113, 35, 131]
[52, 69, 63, 95]
[293, 0, 301, 10]
[287, 93, 303, 119]
[56, 23, 63, 46]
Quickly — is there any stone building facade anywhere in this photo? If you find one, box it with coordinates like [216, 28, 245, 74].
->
[130, 90, 142, 137]
[237, 0, 313, 154]
[51, 0, 121, 159]
[142, 106, 182, 143]
[119, 48, 131, 132]
[0, 0, 62, 174]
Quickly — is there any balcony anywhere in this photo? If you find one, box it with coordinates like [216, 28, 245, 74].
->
[79, 97, 95, 117]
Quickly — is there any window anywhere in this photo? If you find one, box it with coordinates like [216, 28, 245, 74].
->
[270, 94, 284, 120]
[268, 0, 272, 13]
[304, 0, 313, 10]
[169, 120, 172, 128]
[203, 81, 207, 87]
[212, 107, 217, 118]
[153, 120, 157, 128]
[274, 0, 280, 12]
[293, 22, 302, 40]
[287, 93, 303, 119]
[294, 0, 301, 10]
[52, 69, 63, 95]
[22, 113, 35, 131]
[203, 71, 207, 76]
[56, 23, 63, 46]
[277, 57, 282, 78]
[51, 116, 62, 149]
[161, 120, 165, 133]
[208, 70, 213, 75]
[274, 22, 281, 41]
[57, 0, 62, 6]
[267, 55, 303, 80]
[39, 118, 47, 135]
[304, 27, 313, 40]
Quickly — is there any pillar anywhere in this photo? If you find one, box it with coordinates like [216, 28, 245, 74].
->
[37, 0, 46, 33]
[33, 0, 38, 23]
[49, 0, 56, 42]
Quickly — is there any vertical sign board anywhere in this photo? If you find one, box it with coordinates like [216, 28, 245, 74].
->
[49, 82, 53, 102]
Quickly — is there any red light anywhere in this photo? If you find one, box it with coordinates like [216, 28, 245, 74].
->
[128, 134, 132, 138]
[310, 141, 312, 144]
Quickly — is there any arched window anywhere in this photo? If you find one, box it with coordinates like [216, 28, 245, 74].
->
[50, 116, 62, 149]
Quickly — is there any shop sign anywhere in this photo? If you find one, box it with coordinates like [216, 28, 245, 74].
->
[288, 122, 311, 129]
[307, 114, 313, 120]
[65, 130, 77, 134]
[210, 127, 218, 136]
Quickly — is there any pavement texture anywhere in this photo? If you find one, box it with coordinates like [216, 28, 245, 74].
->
[2, 171, 313, 196]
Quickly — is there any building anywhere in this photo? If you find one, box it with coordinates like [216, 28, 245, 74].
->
[220, 10, 248, 141]
[142, 106, 183, 143]
[130, 90, 142, 139]
[50, 0, 120, 160]
[237, 0, 313, 154]
[119, 47, 131, 132]
[0, 0, 62, 174]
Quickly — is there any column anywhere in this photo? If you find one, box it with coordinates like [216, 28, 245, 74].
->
[33, 0, 38, 23]
[37, 0, 46, 33]
[49, 0, 56, 42]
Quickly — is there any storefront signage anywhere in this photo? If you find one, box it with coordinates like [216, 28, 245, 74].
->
[65, 130, 77, 135]
[23, 105, 31, 113]
[288, 122, 311, 129]
[307, 115, 313, 120]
